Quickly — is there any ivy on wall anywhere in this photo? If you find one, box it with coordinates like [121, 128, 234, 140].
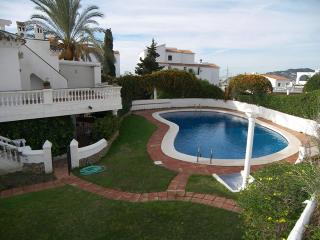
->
[0, 116, 74, 156]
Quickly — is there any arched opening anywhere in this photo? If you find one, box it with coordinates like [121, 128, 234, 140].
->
[30, 73, 43, 90]
[299, 75, 309, 82]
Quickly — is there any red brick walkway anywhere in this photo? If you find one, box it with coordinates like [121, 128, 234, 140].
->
[0, 165, 240, 213]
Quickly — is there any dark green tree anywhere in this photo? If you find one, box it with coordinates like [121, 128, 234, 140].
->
[135, 38, 163, 75]
[103, 28, 116, 77]
[303, 73, 320, 92]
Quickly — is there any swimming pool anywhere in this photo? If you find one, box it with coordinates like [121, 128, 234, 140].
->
[153, 109, 300, 166]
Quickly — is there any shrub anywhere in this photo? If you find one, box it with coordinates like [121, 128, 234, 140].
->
[227, 74, 273, 99]
[238, 90, 320, 119]
[238, 163, 312, 239]
[117, 70, 224, 112]
[0, 116, 74, 156]
[92, 113, 119, 141]
[304, 74, 320, 93]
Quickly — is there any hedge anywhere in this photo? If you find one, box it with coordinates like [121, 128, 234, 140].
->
[117, 70, 224, 112]
[92, 113, 120, 141]
[238, 163, 312, 239]
[237, 90, 320, 119]
[0, 116, 74, 156]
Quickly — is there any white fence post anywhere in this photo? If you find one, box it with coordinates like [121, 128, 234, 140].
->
[42, 140, 53, 173]
[70, 139, 79, 169]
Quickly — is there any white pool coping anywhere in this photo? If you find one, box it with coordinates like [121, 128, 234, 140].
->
[152, 109, 301, 166]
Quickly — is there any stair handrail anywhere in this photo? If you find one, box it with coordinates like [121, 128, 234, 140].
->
[23, 44, 68, 83]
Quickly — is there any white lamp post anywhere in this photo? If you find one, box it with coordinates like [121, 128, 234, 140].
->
[241, 110, 258, 189]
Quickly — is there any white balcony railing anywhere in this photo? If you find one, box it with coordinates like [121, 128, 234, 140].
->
[0, 86, 122, 122]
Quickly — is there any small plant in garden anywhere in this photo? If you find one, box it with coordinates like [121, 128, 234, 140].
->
[238, 163, 312, 239]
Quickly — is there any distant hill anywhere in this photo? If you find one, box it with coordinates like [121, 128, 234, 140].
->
[266, 68, 314, 81]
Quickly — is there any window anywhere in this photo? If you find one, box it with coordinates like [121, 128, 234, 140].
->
[183, 67, 187, 71]
[168, 55, 172, 61]
[278, 83, 281, 87]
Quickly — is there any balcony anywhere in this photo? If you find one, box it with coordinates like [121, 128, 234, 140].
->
[0, 86, 122, 122]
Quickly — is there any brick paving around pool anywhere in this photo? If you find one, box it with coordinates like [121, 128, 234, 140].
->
[0, 108, 309, 214]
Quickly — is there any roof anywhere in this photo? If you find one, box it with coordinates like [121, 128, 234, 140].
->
[262, 74, 290, 81]
[166, 48, 194, 54]
[159, 62, 220, 69]
[0, 30, 25, 44]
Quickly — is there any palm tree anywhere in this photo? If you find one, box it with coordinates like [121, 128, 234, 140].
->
[29, 0, 103, 61]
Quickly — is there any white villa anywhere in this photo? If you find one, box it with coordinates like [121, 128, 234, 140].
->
[262, 74, 291, 89]
[139, 44, 220, 85]
[296, 69, 319, 86]
[0, 19, 122, 123]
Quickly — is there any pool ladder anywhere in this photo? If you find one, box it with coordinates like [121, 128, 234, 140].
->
[197, 147, 213, 164]
[196, 148, 214, 164]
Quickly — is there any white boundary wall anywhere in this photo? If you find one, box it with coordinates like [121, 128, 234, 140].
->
[132, 99, 318, 137]
[70, 139, 107, 169]
[20, 140, 53, 173]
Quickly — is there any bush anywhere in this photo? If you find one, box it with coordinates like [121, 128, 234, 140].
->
[238, 90, 320, 119]
[117, 70, 224, 112]
[92, 113, 119, 141]
[238, 163, 312, 239]
[227, 74, 273, 99]
[304, 74, 320, 92]
[0, 116, 74, 156]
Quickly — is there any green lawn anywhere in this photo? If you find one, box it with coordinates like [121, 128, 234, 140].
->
[186, 175, 238, 200]
[0, 186, 242, 240]
[74, 115, 176, 193]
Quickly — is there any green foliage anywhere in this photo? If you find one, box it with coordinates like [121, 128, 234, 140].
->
[0, 116, 74, 156]
[238, 90, 320, 119]
[304, 74, 320, 92]
[135, 38, 164, 75]
[30, 0, 103, 61]
[92, 113, 119, 141]
[117, 74, 152, 113]
[227, 74, 273, 99]
[238, 163, 312, 240]
[117, 70, 224, 112]
[102, 28, 116, 77]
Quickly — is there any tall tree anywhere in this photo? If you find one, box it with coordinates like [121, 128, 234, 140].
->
[29, 0, 103, 61]
[135, 39, 163, 75]
[103, 28, 116, 77]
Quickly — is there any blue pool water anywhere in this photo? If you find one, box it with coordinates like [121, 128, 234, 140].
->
[161, 111, 288, 159]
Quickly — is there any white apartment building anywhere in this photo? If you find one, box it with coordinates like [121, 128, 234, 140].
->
[0, 19, 122, 123]
[139, 44, 220, 85]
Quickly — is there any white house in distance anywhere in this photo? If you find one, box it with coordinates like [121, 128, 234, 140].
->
[296, 69, 319, 85]
[0, 19, 122, 123]
[139, 44, 220, 85]
[262, 74, 291, 89]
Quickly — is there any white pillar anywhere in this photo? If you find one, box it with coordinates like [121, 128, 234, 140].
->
[112, 110, 118, 116]
[42, 140, 53, 173]
[241, 111, 257, 189]
[70, 139, 79, 169]
[43, 89, 53, 104]
[153, 87, 158, 100]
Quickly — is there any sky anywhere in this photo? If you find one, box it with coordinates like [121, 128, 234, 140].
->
[1, 0, 319, 77]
